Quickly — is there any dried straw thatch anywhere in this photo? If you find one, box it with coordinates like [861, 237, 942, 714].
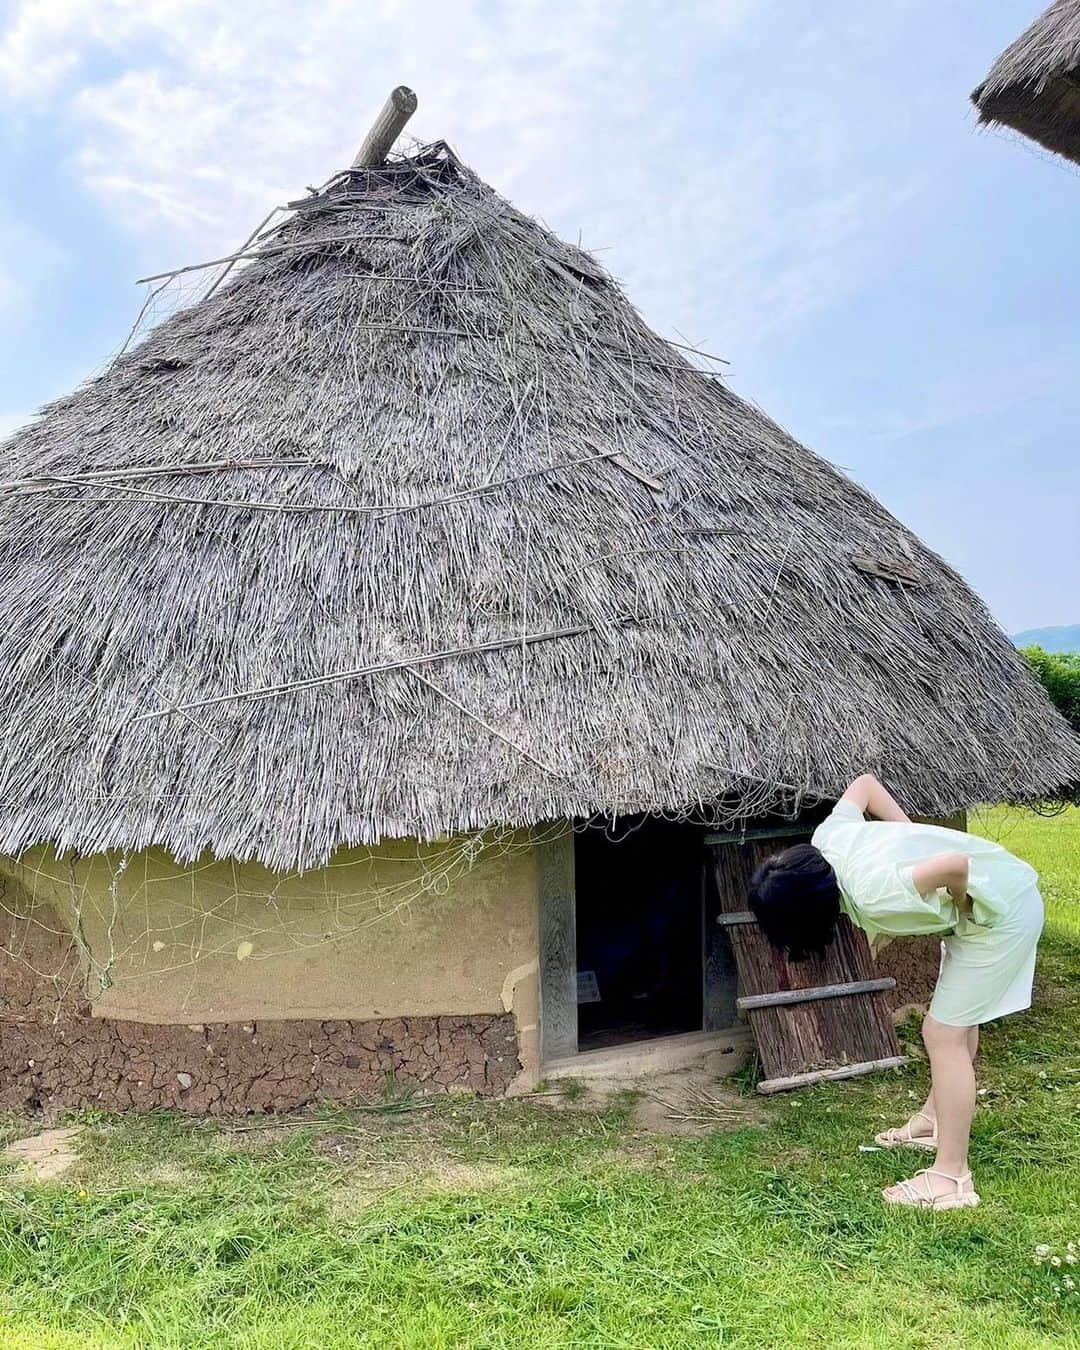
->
[1, 143, 1077, 871]
[973, 0, 1080, 164]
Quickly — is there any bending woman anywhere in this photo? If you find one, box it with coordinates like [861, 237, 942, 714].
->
[748, 773, 1044, 1211]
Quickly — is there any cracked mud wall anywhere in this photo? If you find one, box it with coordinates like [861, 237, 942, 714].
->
[0, 1008, 521, 1114]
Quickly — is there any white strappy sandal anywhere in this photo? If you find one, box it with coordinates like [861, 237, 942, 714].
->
[882, 1168, 980, 1210]
[874, 1110, 938, 1151]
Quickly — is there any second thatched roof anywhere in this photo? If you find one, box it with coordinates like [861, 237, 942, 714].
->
[973, 0, 1080, 164]
[0, 142, 1077, 871]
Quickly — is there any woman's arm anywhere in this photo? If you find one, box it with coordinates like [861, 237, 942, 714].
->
[911, 853, 970, 912]
[839, 773, 911, 822]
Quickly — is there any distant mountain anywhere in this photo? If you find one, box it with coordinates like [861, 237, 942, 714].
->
[1013, 625, 1080, 654]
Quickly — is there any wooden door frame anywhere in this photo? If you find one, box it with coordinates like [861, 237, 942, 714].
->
[538, 821, 741, 1065]
[537, 828, 577, 1063]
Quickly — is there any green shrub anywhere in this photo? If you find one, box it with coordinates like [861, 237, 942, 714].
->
[1022, 645, 1080, 733]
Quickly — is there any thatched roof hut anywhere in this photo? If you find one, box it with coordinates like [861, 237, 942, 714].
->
[972, 0, 1080, 164]
[1, 141, 1077, 877]
[1, 107, 1078, 1112]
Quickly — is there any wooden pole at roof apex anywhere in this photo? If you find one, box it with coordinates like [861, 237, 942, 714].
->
[352, 86, 418, 168]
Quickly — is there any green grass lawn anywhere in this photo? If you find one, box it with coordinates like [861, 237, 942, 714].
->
[1, 808, 1078, 1349]
[971, 803, 1080, 937]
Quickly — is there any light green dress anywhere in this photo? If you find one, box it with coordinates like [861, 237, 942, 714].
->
[811, 800, 1044, 1026]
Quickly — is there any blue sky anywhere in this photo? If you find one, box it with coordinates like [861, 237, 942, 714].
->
[0, 0, 1076, 633]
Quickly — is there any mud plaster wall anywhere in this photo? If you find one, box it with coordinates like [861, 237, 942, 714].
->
[0, 833, 540, 1113]
[877, 937, 943, 1016]
[1, 833, 538, 1023]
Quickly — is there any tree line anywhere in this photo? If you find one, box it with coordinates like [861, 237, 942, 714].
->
[1021, 645, 1080, 734]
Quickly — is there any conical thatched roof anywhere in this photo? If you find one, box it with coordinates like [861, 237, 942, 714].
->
[973, 0, 1080, 164]
[1, 142, 1077, 870]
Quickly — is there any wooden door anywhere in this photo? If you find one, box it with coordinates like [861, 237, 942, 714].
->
[708, 828, 904, 1093]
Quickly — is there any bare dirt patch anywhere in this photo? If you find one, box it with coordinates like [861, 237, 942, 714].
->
[3, 1125, 83, 1181]
[423, 1158, 522, 1191]
[538, 1065, 768, 1137]
[631, 1069, 764, 1136]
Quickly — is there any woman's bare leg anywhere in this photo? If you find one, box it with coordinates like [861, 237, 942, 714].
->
[885, 1016, 977, 1200]
[910, 1024, 978, 1133]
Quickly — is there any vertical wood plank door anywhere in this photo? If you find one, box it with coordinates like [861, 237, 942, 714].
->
[709, 833, 904, 1093]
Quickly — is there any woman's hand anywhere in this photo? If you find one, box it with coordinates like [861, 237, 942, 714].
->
[839, 773, 912, 823]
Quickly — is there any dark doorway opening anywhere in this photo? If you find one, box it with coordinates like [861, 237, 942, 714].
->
[574, 817, 705, 1051]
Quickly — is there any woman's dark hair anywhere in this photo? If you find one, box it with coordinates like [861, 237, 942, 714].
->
[748, 844, 840, 962]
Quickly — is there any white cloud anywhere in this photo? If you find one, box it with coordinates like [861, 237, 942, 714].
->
[0, 0, 887, 354]
[0, 0, 88, 97]
[7, 0, 663, 246]
[72, 69, 239, 235]
[0, 0, 948, 385]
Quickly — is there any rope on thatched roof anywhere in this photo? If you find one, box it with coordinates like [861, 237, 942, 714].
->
[405, 666, 563, 778]
[0, 457, 313, 496]
[12, 448, 621, 516]
[972, 0, 1080, 165]
[131, 621, 637, 722]
[135, 236, 417, 285]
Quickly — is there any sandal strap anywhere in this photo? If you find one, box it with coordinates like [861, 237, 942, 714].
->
[881, 1113, 938, 1144]
[901, 1169, 970, 1201]
[894, 1176, 931, 1205]
[924, 1168, 971, 1191]
[888, 1168, 976, 1207]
